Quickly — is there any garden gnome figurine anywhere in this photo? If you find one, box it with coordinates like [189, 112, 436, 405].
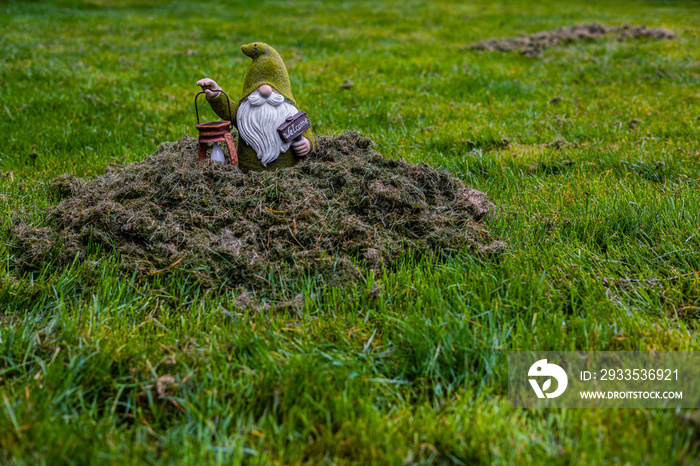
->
[196, 42, 314, 172]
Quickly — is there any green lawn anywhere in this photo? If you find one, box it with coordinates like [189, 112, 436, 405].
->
[2, 0, 700, 463]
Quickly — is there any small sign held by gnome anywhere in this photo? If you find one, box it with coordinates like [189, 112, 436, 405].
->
[196, 42, 315, 172]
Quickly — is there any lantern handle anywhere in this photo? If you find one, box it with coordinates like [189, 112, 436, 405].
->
[194, 89, 233, 128]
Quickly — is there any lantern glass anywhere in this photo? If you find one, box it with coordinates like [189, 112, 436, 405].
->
[211, 142, 225, 163]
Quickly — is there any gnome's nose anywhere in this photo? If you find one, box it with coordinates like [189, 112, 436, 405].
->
[258, 85, 272, 97]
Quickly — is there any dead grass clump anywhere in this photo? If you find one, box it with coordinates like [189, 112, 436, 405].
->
[467, 22, 674, 57]
[11, 132, 502, 293]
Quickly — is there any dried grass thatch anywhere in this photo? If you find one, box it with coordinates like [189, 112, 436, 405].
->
[11, 132, 503, 294]
[468, 23, 674, 57]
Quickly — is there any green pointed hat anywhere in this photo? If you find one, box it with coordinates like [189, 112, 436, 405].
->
[240, 42, 295, 105]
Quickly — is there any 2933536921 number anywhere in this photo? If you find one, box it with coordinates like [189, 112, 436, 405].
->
[600, 368, 678, 381]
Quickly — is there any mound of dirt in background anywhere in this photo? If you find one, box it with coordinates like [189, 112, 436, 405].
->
[11, 132, 503, 297]
[467, 22, 674, 57]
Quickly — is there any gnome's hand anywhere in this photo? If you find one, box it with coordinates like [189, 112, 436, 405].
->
[196, 78, 222, 99]
[292, 137, 311, 157]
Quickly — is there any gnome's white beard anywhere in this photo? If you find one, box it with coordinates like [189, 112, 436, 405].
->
[237, 90, 299, 167]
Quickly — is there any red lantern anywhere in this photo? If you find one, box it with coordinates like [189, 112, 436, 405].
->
[194, 90, 238, 167]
